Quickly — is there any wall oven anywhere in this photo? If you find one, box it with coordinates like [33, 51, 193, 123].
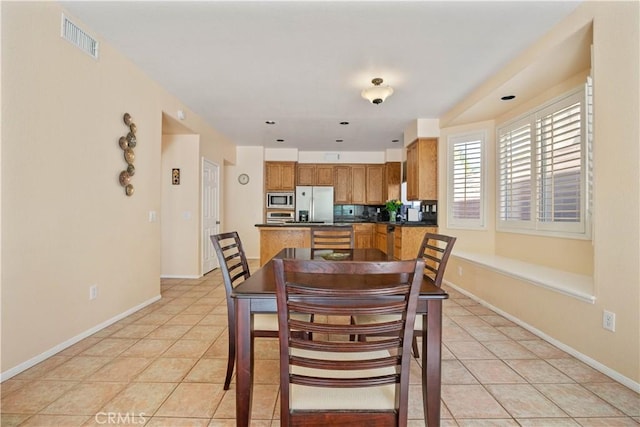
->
[266, 192, 295, 209]
[266, 211, 295, 224]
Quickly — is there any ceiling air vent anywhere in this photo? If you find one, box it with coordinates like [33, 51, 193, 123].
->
[61, 14, 99, 59]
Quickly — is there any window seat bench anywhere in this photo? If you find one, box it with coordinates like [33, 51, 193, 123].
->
[452, 250, 596, 304]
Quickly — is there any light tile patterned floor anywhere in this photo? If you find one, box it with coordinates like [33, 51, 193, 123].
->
[1, 260, 638, 426]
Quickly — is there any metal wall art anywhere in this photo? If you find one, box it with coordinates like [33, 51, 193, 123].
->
[118, 113, 137, 196]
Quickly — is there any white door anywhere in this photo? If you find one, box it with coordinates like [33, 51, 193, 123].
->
[202, 159, 220, 274]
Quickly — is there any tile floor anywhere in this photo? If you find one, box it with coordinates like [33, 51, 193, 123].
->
[1, 260, 638, 426]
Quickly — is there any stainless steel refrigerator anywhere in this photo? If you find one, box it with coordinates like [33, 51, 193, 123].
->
[295, 186, 334, 223]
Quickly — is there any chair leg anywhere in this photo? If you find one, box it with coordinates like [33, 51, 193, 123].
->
[412, 336, 420, 359]
[224, 328, 235, 390]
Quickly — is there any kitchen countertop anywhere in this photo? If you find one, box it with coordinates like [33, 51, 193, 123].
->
[255, 221, 437, 228]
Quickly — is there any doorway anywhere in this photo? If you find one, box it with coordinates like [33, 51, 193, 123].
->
[202, 158, 220, 274]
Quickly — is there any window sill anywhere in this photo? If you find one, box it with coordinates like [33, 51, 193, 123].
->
[452, 250, 596, 304]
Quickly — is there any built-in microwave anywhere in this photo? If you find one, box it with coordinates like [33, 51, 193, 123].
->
[266, 192, 295, 209]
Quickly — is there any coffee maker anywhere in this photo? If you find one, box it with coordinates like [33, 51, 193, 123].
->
[298, 210, 309, 222]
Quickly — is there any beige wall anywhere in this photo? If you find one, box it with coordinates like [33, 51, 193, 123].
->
[223, 146, 265, 260]
[439, 2, 639, 387]
[161, 135, 201, 277]
[1, 2, 236, 376]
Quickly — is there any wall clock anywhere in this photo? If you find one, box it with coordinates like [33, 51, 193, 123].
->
[238, 173, 250, 185]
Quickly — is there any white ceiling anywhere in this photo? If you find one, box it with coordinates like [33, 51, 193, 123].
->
[60, 1, 582, 151]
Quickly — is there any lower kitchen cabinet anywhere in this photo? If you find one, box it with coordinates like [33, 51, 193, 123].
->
[258, 227, 310, 265]
[257, 223, 436, 265]
[375, 223, 437, 259]
[393, 225, 438, 260]
[375, 224, 391, 254]
[353, 223, 374, 248]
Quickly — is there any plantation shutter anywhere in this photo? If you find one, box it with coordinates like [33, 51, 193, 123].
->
[535, 99, 582, 225]
[450, 135, 484, 227]
[498, 121, 532, 224]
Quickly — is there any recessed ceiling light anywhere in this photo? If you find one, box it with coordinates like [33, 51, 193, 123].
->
[339, 121, 349, 125]
[276, 139, 285, 143]
[335, 139, 343, 143]
[501, 95, 516, 101]
[265, 120, 276, 125]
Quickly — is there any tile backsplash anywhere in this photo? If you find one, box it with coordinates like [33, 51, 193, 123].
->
[334, 204, 383, 221]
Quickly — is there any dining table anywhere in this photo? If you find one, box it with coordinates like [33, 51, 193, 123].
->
[231, 247, 448, 426]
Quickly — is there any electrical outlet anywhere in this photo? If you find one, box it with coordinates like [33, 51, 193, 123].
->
[458, 266, 463, 277]
[603, 310, 615, 332]
[89, 285, 98, 300]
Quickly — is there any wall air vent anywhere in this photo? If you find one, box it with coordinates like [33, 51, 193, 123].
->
[61, 14, 99, 59]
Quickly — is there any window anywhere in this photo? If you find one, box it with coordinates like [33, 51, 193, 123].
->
[448, 132, 485, 229]
[497, 85, 591, 238]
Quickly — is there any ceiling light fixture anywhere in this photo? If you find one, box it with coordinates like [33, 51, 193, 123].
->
[361, 78, 393, 105]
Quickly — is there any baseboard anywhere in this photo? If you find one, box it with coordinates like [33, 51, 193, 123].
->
[444, 280, 640, 393]
[0, 294, 162, 382]
[159, 275, 201, 279]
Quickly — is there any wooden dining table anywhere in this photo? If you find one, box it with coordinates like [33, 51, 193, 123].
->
[231, 247, 448, 426]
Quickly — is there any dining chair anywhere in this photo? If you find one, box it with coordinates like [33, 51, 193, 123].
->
[273, 257, 425, 427]
[210, 231, 280, 390]
[353, 232, 456, 358]
[310, 226, 354, 249]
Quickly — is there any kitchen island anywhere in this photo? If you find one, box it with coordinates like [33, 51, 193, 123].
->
[256, 221, 436, 265]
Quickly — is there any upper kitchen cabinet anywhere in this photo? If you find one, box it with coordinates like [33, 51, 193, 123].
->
[296, 164, 315, 186]
[334, 165, 365, 204]
[406, 138, 437, 201]
[385, 162, 401, 201]
[296, 164, 334, 186]
[334, 166, 352, 203]
[265, 161, 296, 191]
[365, 164, 385, 205]
[351, 165, 366, 204]
[315, 164, 334, 186]
[333, 163, 392, 204]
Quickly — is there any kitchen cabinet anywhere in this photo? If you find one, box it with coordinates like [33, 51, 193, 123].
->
[315, 165, 334, 186]
[351, 165, 366, 204]
[393, 225, 438, 260]
[375, 224, 389, 253]
[296, 164, 315, 186]
[334, 164, 367, 204]
[258, 227, 311, 265]
[265, 161, 296, 191]
[288, 162, 400, 205]
[297, 164, 334, 186]
[353, 223, 374, 248]
[406, 138, 437, 201]
[333, 166, 351, 204]
[365, 164, 385, 204]
[374, 223, 437, 259]
[385, 162, 401, 201]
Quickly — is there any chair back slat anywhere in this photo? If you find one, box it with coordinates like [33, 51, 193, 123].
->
[311, 227, 354, 249]
[273, 257, 424, 426]
[416, 233, 457, 287]
[210, 232, 251, 293]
